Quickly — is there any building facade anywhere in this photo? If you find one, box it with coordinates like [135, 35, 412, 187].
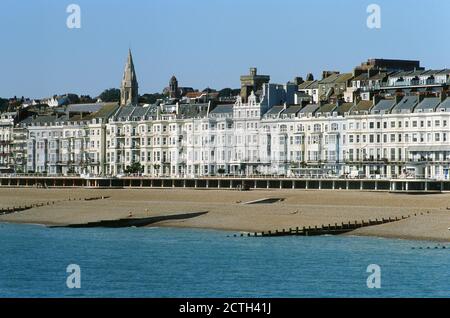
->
[3, 56, 450, 181]
[10, 91, 450, 180]
[0, 112, 15, 172]
[101, 90, 450, 180]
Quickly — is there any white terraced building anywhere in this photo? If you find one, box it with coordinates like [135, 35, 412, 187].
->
[98, 89, 450, 180]
[11, 92, 450, 180]
[24, 103, 118, 175]
[0, 112, 15, 172]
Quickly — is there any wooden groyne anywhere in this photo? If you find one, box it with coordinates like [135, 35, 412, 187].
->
[84, 196, 110, 201]
[234, 214, 422, 238]
[0, 201, 57, 215]
[0, 196, 110, 216]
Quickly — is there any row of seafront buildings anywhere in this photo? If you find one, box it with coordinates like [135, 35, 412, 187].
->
[1, 54, 450, 180]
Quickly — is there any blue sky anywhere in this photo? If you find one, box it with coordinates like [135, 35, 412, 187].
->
[0, 0, 449, 98]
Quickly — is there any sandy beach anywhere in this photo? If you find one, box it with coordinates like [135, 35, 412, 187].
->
[0, 188, 449, 242]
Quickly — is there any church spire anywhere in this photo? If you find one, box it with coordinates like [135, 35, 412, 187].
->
[120, 49, 139, 106]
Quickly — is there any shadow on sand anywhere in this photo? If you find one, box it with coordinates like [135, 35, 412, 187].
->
[49, 211, 208, 228]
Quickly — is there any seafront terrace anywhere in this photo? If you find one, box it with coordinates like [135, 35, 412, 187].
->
[0, 173, 447, 192]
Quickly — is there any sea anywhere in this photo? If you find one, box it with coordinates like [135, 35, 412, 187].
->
[0, 223, 449, 297]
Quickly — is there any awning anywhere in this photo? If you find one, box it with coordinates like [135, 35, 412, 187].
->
[408, 145, 450, 152]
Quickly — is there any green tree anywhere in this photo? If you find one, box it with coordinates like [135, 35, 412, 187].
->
[0, 98, 8, 112]
[139, 93, 165, 104]
[66, 93, 80, 104]
[125, 162, 143, 174]
[218, 88, 240, 98]
[79, 95, 96, 103]
[98, 88, 120, 102]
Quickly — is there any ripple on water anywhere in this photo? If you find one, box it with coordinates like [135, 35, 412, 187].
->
[0, 223, 449, 297]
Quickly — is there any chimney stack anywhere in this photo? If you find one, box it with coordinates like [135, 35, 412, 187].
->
[372, 94, 381, 106]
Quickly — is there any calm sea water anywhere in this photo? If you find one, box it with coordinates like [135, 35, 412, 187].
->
[0, 223, 449, 298]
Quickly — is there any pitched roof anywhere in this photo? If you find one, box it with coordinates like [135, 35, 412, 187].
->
[298, 80, 318, 89]
[336, 102, 354, 114]
[281, 105, 302, 115]
[436, 98, 450, 111]
[265, 105, 285, 116]
[352, 73, 369, 81]
[369, 72, 390, 81]
[115, 106, 137, 118]
[20, 115, 57, 125]
[299, 104, 319, 114]
[81, 103, 120, 120]
[391, 96, 419, 113]
[178, 103, 209, 118]
[414, 97, 441, 112]
[185, 92, 204, 98]
[319, 73, 353, 84]
[209, 104, 233, 115]
[317, 103, 336, 113]
[371, 99, 396, 114]
[350, 100, 373, 114]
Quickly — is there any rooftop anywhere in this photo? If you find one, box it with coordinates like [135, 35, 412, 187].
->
[371, 99, 396, 114]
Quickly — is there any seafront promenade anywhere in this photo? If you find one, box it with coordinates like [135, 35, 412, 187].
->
[0, 174, 447, 192]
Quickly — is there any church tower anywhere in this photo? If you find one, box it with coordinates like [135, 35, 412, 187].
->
[169, 75, 179, 98]
[120, 49, 139, 106]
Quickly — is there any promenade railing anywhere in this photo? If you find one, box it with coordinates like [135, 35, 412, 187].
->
[0, 173, 447, 181]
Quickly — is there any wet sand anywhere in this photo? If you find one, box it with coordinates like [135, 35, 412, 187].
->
[0, 188, 449, 242]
